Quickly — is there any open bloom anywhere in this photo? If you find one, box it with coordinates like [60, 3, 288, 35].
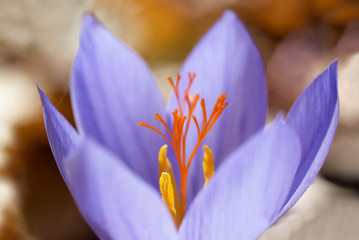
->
[38, 10, 339, 240]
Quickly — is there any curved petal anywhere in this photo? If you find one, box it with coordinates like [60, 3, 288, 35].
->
[179, 120, 301, 240]
[38, 86, 80, 186]
[168, 10, 267, 206]
[279, 60, 339, 216]
[71, 14, 166, 188]
[64, 139, 178, 240]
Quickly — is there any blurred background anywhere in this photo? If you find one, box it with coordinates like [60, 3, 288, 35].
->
[0, 0, 359, 239]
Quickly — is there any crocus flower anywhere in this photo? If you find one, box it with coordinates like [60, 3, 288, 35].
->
[38, 10, 338, 240]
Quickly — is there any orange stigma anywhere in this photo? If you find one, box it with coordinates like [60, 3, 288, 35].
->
[138, 72, 228, 225]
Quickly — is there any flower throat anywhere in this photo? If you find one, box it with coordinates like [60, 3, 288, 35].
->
[139, 73, 228, 227]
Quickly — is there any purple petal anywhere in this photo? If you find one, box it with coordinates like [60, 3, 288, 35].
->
[64, 139, 177, 240]
[71, 14, 166, 188]
[38, 86, 80, 186]
[169, 10, 267, 206]
[179, 120, 301, 240]
[279, 60, 339, 216]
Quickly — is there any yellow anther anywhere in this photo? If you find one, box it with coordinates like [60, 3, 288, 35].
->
[159, 172, 177, 224]
[203, 145, 215, 187]
[158, 145, 180, 226]
[158, 145, 173, 177]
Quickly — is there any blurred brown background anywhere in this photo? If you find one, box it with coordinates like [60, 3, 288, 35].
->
[0, 0, 359, 239]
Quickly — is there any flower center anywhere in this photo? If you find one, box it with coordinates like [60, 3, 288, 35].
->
[139, 73, 228, 227]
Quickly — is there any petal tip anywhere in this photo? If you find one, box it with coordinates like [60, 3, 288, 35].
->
[80, 13, 108, 41]
[328, 58, 338, 73]
[37, 84, 49, 108]
[219, 10, 241, 27]
[274, 111, 286, 123]
[82, 12, 100, 29]
[221, 10, 237, 20]
[329, 59, 338, 83]
[325, 60, 339, 101]
[331, 58, 338, 67]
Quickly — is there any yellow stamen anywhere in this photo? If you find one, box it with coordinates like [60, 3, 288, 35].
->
[159, 172, 177, 225]
[203, 145, 215, 187]
[158, 145, 174, 176]
[158, 145, 180, 224]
